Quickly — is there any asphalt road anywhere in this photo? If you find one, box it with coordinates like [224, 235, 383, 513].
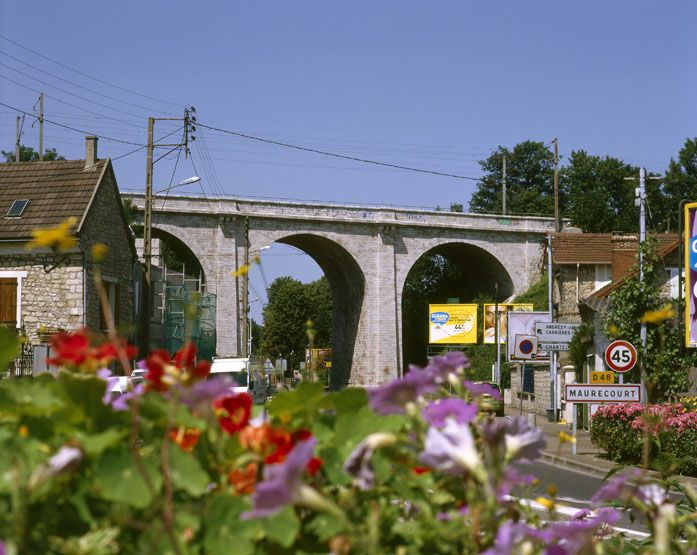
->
[518, 460, 649, 538]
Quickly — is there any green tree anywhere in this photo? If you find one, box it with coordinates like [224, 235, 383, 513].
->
[662, 137, 697, 228]
[469, 141, 556, 216]
[603, 238, 695, 401]
[305, 277, 332, 347]
[561, 150, 641, 232]
[1, 144, 65, 162]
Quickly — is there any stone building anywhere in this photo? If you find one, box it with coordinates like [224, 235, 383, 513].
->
[0, 137, 139, 371]
[509, 231, 679, 416]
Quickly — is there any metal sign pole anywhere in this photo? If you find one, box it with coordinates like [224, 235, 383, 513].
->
[572, 405, 577, 456]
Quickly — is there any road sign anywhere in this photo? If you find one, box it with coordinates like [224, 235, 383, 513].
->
[564, 384, 641, 403]
[590, 371, 615, 384]
[535, 322, 580, 343]
[604, 340, 638, 373]
[513, 335, 538, 359]
[539, 342, 569, 351]
[508, 312, 551, 362]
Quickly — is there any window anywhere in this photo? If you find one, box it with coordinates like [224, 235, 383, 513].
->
[6, 199, 29, 218]
[100, 278, 120, 330]
[595, 264, 612, 290]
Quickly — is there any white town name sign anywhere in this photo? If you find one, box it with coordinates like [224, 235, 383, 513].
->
[564, 384, 641, 403]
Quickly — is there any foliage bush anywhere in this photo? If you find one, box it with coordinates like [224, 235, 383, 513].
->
[591, 403, 697, 476]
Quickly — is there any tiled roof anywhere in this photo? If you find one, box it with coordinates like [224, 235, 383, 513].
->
[552, 233, 614, 264]
[0, 160, 106, 240]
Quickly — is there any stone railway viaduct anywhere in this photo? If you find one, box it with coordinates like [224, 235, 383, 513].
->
[123, 193, 555, 387]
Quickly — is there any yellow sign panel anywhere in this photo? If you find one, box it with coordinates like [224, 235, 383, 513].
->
[590, 371, 615, 384]
[429, 304, 477, 344]
[483, 304, 534, 344]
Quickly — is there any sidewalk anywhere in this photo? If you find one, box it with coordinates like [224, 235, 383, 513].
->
[505, 405, 697, 488]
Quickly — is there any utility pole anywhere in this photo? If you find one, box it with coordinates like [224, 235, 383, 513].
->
[242, 217, 250, 356]
[547, 234, 556, 421]
[15, 116, 21, 162]
[502, 155, 507, 215]
[552, 138, 560, 232]
[638, 168, 647, 401]
[142, 117, 155, 354]
[38, 93, 44, 160]
[141, 109, 196, 354]
[494, 282, 501, 385]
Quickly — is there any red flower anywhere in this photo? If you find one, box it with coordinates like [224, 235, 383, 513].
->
[228, 462, 258, 495]
[168, 427, 202, 453]
[307, 456, 324, 476]
[143, 343, 211, 391]
[49, 329, 138, 372]
[214, 393, 252, 435]
[411, 466, 431, 475]
[144, 349, 173, 391]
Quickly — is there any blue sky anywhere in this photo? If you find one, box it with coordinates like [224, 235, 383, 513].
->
[1, 1, 695, 320]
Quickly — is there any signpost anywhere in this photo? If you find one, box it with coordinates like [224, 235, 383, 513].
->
[604, 340, 638, 384]
[590, 371, 615, 384]
[535, 322, 580, 343]
[565, 384, 641, 403]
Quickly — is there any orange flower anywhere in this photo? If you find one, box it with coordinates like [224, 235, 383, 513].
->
[228, 462, 258, 495]
[169, 427, 202, 453]
[238, 423, 294, 463]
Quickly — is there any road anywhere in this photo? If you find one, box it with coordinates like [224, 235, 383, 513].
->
[519, 460, 650, 538]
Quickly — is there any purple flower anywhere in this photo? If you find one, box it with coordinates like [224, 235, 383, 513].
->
[502, 417, 545, 463]
[463, 381, 501, 400]
[422, 399, 477, 427]
[424, 352, 470, 384]
[496, 466, 536, 500]
[419, 419, 486, 482]
[176, 375, 234, 414]
[242, 439, 316, 519]
[98, 369, 144, 411]
[367, 369, 437, 415]
[543, 507, 620, 552]
[343, 432, 397, 490]
[0, 539, 5, 555]
[590, 469, 642, 506]
[481, 521, 539, 555]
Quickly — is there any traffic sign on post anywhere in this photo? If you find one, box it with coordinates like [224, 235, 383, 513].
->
[604, 340, 638, 373]
[535, 322, 580, 343]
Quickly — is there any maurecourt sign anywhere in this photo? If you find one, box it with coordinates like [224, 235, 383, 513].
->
[564, 384, 641, 403]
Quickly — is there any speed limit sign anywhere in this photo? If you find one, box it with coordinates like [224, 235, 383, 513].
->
[604, 340, 638, 373]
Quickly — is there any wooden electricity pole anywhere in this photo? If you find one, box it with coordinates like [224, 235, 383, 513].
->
[552, 138, 560, 232]
[38, 93, 44, 160]
[502, 155, 507, 215]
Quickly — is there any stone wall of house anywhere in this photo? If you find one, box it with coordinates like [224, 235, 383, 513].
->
[555, 265, 597, 324]
[509, 363, 553, 416]
[79, 165, 135, 334]
[2, 253, 84, 345]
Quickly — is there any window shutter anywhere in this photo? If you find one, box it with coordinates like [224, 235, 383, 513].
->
[0, 278, 17, 326]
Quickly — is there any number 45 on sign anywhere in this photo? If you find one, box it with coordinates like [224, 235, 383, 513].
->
[604, 340, 638, 374]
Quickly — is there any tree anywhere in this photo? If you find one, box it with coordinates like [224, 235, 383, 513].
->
[662, 137, 697, 228]
[561, 150, 643, 233]
[469, 141, 556, 216]
[1, 145, 65, 162]
[305, 277, 332, 347]
[449, 203, 464, 213]
[603, 238, 695, 401]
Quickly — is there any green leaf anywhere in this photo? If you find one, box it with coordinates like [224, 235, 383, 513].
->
[94, 445, 162, 509]
[260, 506, 300, 548]
[79, 428, 127, 458]
[169, 446, 210, 497]
[267, 381, 325, 419]
[333, 406, 404, 459]
[203, 496, 261, 555]
[307, 513, 344, 542]
[325, 388, 367, 415]
[0, 326, 19, 372]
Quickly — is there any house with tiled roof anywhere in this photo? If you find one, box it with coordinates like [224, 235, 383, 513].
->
[552, 230, 680, 371]
[0, 137, 140, 373]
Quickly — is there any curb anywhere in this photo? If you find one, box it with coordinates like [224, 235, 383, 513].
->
[540, 450, 614, 479]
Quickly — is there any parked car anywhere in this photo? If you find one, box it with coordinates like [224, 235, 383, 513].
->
[476, 381, 504, 417]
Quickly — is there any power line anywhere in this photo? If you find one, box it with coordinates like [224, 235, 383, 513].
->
[195, 121, 481, 181]
[0, 50, 178, 117]
[0, 33, 182, 108]
[0, 100, 144, 146]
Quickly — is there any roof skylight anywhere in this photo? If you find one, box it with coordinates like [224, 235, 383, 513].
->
[6, 199, 29, 218]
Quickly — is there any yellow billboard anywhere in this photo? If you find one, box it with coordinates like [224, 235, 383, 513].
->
[483, 304, 533, 344]
[429, 304, 477, 344]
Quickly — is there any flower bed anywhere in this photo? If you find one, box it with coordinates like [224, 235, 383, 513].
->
[591, 402, 697, 475]
[0, 330, 696, 553]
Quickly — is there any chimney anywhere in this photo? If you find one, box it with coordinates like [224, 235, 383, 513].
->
[85, 136, 98, 169]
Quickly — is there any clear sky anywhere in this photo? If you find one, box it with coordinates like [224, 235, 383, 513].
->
[2, 1, 695, 320]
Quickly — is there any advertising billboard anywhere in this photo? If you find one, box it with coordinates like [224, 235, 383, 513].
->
[507, 311, 552, 362]
[686, 202, 697, 347]
[428, 304, 477, 344]
[483, 304, 533, 344]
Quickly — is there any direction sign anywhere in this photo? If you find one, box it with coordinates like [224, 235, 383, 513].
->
[539, 342, 569, 351]
[565, 384, 641, 403]
[604, 340, 638, 373]
[535, 322, 580, 343]
[590, 371, 615, 384]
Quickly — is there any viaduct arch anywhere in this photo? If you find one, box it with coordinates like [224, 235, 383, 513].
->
[125, 193, 554, 386]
